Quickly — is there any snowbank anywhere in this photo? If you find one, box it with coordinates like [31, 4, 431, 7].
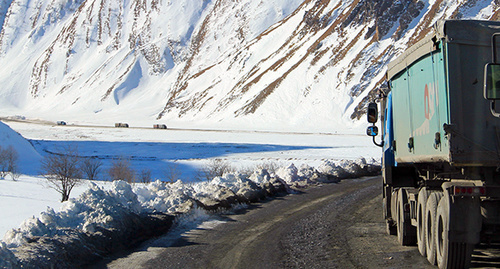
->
[0, 242, 19, 268]
[2, 181, 142, 248]
[0, 158, 380, 267]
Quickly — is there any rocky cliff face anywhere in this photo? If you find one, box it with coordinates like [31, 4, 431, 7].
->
[0, 0, 498, 132]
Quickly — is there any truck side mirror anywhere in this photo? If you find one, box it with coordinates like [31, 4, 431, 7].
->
[366, 126, 378, 137]
[484, 63, 500, 100]
[367, 102, 378, 123]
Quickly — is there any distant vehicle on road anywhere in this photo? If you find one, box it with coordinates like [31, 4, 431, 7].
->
[56, 121, 66, 126]
[115, 123, 129, 128]
[153, 124, 167, 129]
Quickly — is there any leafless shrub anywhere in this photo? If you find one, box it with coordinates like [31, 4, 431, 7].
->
[255, 161, 281, 175]
[108, 158, 135, 183]
[0, 145, 19, 180]
[138, 168, 152, 184]
[0, 146, 8, 178]
[238, 161, 281, 178]
[198, 159, 234, 181]
[40, 145, 82, 202]
[238, 166, 256, 178]
[9, 171, 20, 181]
[164, 163, 181, 183]
[81, 157, 103, 181]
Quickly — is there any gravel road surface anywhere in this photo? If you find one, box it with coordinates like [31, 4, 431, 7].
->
[92, 177, 435, 268]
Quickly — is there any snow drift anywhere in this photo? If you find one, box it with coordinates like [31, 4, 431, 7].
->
[0, 157, 379, 267]
[0, 120, 41, 175]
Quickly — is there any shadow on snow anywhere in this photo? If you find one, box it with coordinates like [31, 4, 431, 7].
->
[29, 140, 327, 182]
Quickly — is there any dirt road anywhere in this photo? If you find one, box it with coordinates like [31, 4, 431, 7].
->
[90, 176, 438, 268]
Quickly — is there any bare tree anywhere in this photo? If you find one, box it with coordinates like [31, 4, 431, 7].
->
[198, 159, 234, 181]
[108, 158, 135, 183]
[0, 145, 19, 180]
[0, 145, 7, 179]
[40, 145, 82, 202]
[164, 163, 181, 183]
[5, 146, 19, 180]
[138, 168, 152, 184]
[81, 157, 103, 181]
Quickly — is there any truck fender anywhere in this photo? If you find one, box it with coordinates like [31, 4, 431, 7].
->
[440, 183, 482, 244]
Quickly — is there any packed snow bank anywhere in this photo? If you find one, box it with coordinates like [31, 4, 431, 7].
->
[0, 158, 380, 267]
[0, 242, 20, 268]
[0, 121, 41, 175]
[2, 181, 142, 248]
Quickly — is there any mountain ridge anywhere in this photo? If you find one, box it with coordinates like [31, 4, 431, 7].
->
[0, 0, 498, 132]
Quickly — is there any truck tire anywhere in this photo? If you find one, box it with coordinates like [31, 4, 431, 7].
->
[435, 194, 473, 269]
[397, 189, 416, 246]
[417, 188, 431, 257]
[425, 192, 443, 265]
[383, 191, 397, 235]
[391, 189, 398, 233]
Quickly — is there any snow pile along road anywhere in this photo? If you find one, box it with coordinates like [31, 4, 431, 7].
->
[0, 158, 379, 267]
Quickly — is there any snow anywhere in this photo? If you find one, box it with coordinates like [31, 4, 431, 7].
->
[0, 0, 495, 266]
[0, 0, 373, 133]
[0, 119, 380, 266]
[3, 119, 379, 180]
[0, 0, 495, 135]
[0, 121, 41, 174]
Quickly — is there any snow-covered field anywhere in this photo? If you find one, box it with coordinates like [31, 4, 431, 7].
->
[0, 119, 380, 267]
[3, 119, 379, 179]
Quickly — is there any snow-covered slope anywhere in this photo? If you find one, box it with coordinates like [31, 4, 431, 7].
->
[0, 0, 498, 132]
[0, 120, 40, 174]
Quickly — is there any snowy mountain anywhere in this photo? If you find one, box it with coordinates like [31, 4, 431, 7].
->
[0, 0, 498, 132]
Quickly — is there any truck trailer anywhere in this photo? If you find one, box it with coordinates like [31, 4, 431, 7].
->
[367, 20, 500, 268]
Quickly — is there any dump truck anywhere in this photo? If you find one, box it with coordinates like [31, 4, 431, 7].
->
[367, 20, 500, 268]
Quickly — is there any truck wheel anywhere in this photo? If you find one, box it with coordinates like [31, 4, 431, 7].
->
[417, 188, 431, 257]
[391, 189, 398, 232]
[425, 192, 443, 265]
[435, 194, 473, 269]
[383, 194, 397, 236]
[397, 189, 417, 246]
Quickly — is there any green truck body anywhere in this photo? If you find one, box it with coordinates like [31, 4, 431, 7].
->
[388, 20, 500, 166]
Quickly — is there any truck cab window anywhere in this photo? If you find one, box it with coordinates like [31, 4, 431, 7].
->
[484, 63, 500, 100]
